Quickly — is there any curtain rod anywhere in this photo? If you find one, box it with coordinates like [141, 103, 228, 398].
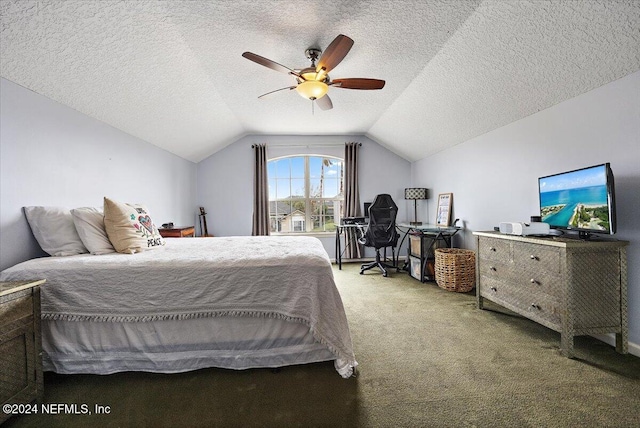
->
[251, 143, 361, 148]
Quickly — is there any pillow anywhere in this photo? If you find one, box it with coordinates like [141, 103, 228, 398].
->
[103, 197, 165, 254]
[24, 206, 89, 256]
[71, 207, 115, 255]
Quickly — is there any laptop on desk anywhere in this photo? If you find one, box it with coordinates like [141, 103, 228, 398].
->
[342, 202, 372, 225]
[342, 217, 367, 225]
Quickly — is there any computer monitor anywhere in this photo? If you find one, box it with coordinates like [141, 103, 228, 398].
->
[364, 202, 372, 218]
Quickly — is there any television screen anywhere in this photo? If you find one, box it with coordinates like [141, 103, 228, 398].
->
[538, 163, 616, 235]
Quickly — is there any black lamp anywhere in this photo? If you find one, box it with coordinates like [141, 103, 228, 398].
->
[404, 188, 428, 225]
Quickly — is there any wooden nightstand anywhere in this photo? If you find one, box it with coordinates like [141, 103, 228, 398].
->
[159, 226, 195, 238]
[1, 279, 45, 424]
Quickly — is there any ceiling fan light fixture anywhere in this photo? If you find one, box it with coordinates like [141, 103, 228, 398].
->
[316, 68, 328, 82]
[296, 80, 328, 100]
[242, 34, 384, 110]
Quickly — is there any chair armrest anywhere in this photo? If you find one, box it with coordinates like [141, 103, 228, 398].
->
[356, 224, 367, 244]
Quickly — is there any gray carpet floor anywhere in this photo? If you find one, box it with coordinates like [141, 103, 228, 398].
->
[4, 263, 640, 428]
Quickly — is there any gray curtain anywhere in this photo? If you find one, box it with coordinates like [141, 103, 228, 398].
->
[343, 142, 362, 258]
[252, 144, 270, 236]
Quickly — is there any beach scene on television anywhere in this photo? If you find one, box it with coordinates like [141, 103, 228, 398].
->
[539, 165, 610, 232]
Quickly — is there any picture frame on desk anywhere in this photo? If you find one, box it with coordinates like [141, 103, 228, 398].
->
[436, 193, 452, 226]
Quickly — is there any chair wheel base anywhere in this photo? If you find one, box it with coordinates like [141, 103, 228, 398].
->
[359, 258, 396, 278]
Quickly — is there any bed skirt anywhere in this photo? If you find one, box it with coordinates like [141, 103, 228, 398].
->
[41, 315, 354, 376]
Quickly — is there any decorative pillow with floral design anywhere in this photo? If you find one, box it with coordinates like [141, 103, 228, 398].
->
[103, 197, 166, 254]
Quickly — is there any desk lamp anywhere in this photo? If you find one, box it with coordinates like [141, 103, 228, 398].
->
[404, 188, 428, 225]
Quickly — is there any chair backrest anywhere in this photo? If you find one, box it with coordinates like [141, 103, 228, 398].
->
[363, 194, 399, 249]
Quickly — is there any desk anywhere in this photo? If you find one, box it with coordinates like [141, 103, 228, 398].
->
[397, 223, 461, 282]
[335, 221, 367, 269]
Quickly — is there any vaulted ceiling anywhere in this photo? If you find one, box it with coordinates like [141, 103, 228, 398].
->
[1, 1, 639, 163]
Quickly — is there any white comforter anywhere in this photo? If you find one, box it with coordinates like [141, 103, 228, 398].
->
[0, 236, 356, 376]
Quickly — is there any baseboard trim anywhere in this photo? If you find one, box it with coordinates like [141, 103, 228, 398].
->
[592, 334, 640, 358]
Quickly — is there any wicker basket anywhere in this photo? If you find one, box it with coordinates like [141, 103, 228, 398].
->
[435, 248, 476, 292]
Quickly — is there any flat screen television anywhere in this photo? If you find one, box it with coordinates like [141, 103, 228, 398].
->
[538, 163, 616, 239]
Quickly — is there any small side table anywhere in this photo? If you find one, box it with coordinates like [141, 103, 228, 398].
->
[1, 279, 45, 424]
[159, 226, 195, 238]
[396, 223, 462, 282]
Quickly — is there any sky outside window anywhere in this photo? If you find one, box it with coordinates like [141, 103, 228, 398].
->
[267, 155, 344, 233]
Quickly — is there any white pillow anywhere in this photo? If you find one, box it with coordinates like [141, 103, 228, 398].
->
[71, 207, 115, 255]
[24, 206, 89, 256]
[103, 197, 165, 254]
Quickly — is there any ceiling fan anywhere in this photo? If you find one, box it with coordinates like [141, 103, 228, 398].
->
[242, 34, 385, 111]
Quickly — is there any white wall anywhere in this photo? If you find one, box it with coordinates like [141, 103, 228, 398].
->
[196, 134, 412, 258]
[411, 71, 640, 350]
[0, 78, 197, 270]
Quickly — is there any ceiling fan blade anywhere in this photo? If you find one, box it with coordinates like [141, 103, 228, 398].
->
[331, 78, 386, 90]
[242, 52, 300, 77]
[316, 94, 333, 110]
[257, 86, 296, 99]
[316, 35, 354, 74]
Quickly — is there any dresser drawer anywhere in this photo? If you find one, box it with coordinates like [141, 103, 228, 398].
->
[0, 323, 35, 405]
[0, 294, 34, 331]
[479, 262, 563, 299]
[479, 276, 561, 329]
[1, 282, 44, 424]
[478, 261, 510, 281]
[512, 242, 561, 274]
[478, 237, 510, 263]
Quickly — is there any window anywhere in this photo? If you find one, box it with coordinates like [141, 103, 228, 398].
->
[268, 155, 344, 234]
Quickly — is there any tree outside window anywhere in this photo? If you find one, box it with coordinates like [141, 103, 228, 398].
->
[268, 155, 344, 234]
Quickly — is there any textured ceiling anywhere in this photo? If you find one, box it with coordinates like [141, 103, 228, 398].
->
[1, 0, 639, 163]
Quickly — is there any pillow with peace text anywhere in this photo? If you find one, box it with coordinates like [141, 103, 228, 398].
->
[103, 197, 165, 254]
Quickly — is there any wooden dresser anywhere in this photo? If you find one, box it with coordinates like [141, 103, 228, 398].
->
[474, 231, 628, 357]
[1, 280, 45, 424]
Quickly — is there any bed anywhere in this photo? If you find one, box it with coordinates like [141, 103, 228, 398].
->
[0, 236, 357, 378]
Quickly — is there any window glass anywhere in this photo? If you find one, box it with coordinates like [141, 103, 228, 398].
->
[268, 155, 343, 234]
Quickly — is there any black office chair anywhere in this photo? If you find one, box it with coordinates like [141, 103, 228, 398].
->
[359, 194, 399, 277]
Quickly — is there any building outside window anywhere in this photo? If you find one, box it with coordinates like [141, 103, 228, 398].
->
[268, 155, 344, 234]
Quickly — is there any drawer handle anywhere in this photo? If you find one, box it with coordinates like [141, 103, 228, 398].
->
[490, 287, 497, 292]
[530, 255, 539, 260]
[489, 266, 496, 271]
[530, 303, 541, 310]
[530, 278, 540, 285]
[489, 246, 496, 251]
